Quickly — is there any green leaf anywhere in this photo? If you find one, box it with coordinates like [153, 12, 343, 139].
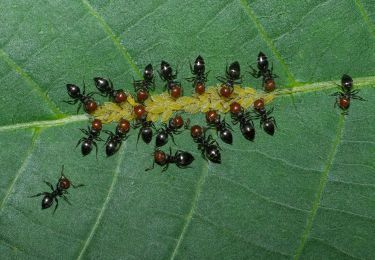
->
[1, 1, 375, 259]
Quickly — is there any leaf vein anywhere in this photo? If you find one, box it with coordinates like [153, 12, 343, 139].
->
[169, 162, 209, 260]
[293, 114, 345, 259]
[0, 49, 64, 117]
[212, 174, 309, 213]
[238, 0, 295, 83]
[76, 142, 127, 260]
[354, 0, 375, 38]
[195, 213, 291, 258]
[0, 129, 41, 212]
[80, 0, 142, 77]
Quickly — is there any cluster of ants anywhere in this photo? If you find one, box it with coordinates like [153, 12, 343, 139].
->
[64, 53, 280, 164]
[31, 52, 364, 212]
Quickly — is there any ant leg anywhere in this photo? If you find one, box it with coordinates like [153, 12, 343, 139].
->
[82, 80, 87, 95]
[80, 128, 90, 135]
[71, 183, 84, 188]
[44, 181, 54, 191]
[76, 138, 85, 148]
[60, 165, 65, 177]
[63, 99, 78, 105]
[145, 161, 155, 171]
[76, 103, 82, 114]
[249, 66, 261, 78]
[170, 134, 177, 145]
[29, 192, 48, 198]
[352, 95, 366, 101]
[162, 163, 169, 172]
[330, 92, 341, 97]
[53, 198, 59, 214]
[136, 129, 142, 148]
[157, 70, 165, 81]
[267, 107, 274, 115]
[62, 195, 72, 205]
[92, 141, 98, 160]
[216, 76, 226, 83]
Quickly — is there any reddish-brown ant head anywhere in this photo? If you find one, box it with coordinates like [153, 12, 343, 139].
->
[172, 115, 184, 129]
[114, 90, 127, 103]
[205, 110, 218, 124]
[219, 85, 232, 98]
[190, 125, 203, 139]
[170, 85, 182, 99]
[339, 97, 350, 110]
[230, 101, 242, 114]
[195, 82, 205, 95]
[84, 100, 98, 114]
[264, 79, 276, 92]
[154, 150, 167, 166]
[91, 119, 102, 131]
[133, 104, 146, 119]
[137, 89, 149, 103]
[253, 98, 265, 111]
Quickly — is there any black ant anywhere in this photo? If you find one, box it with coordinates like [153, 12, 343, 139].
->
[94, 77, 127, 104]
[155, 115, 185, 147]
[76, 119, 103, 157]
[133, 116, 155, 145]
[29, 165, 83, 213]
[216, 61, 242, 98]
[253, 104, 277, 136]
[104, 119, 130, 156]
[186, 55, 209, 94]
[159, 60, 182, 99]
[145, 148, 195, 172]
[230, 102, 255, 141]
[331, 74, 365, 113]
[191, 125, 221, 163]
[133, 64, 155, 103]
[249, 52, 278, 92]
[205, 110, 233, 144]
[64, 83, 97, 114]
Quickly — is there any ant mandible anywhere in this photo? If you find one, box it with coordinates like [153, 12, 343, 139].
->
[64, 83, 98, 114]
[249, 52, 278, 92]
[155, 115, 185, 147]
[104, 119, 130, 156]
[93, 77, 127, 104]
[216, 61, 242, 98]
[76, 119, 103, 157]
[205, 110, 233, 144]
[29, 165, 84, 213]
[186, 55, 209, 94]
[331, 74, 365, 113]
[133, 64, 155, 103]
[145, 148, 195, 172]
[230, 102, 256, 141]
[191, 125, 221, 163]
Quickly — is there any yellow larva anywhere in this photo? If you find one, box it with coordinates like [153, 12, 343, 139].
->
[93, 85, 274, 123]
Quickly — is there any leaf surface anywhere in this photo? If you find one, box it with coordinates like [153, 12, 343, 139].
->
[1, 1, 375, 259]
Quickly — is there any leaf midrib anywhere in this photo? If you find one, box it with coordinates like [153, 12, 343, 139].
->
[0, 76, 373, 132]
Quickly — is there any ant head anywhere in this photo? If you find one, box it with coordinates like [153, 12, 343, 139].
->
[154, 149, 167, 166]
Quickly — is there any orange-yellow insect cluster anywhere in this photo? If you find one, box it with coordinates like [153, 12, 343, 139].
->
[93, 85, 274, 124]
